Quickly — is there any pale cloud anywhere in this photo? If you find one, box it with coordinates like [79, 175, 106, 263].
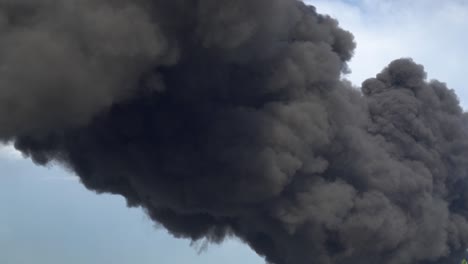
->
[307, 0, 468, 106]
[0, 144, 23, 160]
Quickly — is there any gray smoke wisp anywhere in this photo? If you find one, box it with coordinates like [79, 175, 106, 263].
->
[2, 0, 468, 263]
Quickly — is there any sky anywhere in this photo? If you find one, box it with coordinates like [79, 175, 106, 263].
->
[1, 1, 468, 263]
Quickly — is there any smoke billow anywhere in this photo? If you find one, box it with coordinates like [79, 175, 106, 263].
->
[2, 0, 468, 263]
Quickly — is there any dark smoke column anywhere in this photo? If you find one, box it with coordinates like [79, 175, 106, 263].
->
[1, 0, 468, 263]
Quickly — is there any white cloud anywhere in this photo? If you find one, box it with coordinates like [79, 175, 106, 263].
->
[306, 0, 468, 107]
[0, 144, 23, 160]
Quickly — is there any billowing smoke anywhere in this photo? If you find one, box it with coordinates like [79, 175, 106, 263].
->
[2, 0, 468, 263]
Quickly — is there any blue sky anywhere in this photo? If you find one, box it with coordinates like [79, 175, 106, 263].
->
[1, 1, 468, 263]
[310, 0, 468, 105]
[0, 157, 262, 264]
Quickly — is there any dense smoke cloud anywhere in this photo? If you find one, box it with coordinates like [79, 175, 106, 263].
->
[1, 0, 468, 263]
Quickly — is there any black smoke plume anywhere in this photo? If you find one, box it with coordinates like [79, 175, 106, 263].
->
[2, 0, 468, 263]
